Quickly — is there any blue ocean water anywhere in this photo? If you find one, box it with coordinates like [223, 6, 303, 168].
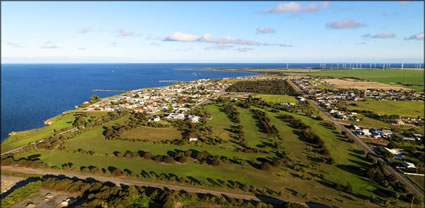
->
[1, 63, 423, 141]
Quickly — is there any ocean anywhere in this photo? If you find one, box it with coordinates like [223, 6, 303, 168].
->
[1, 63, 422, 141]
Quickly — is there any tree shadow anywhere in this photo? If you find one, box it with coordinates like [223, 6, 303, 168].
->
[0, 177, 40, 198]
[336, 164, 364, 177]
[254, 193, 287, 206]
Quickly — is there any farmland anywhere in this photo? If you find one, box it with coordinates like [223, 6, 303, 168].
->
[346, 98, 424, 118]
[304, 69, 424, 90]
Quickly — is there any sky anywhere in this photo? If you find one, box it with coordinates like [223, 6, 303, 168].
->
[1, 1, 424, 63]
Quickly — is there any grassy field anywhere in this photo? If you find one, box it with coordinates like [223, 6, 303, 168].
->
[1, 112, 76, 152]
[1, 111, 109, 153]
[122, 126, 182, 140]
[6, 102, 415, 207]
[304, 69, 424, 90]
[203, 104, 233, 141]
[346, 98, 424, 118]
[253, 94, 298, 103]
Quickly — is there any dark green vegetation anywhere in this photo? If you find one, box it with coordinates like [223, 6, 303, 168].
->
[227, 80, 299, 95]
[1, 180, 42, 208]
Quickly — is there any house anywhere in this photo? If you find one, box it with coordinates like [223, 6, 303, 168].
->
[395, 119, 404, 125]
[188, 115, 200, 123]
[402, 137, 416, 141]
[189, 137, 198, 142]
[153, 117, 161, 122]
[381, 129, 392, 137]
[362, 129, 372, 137]
[384, 147, 404, 160]
[401, 161, 416, 171]
[351, 125, 360, 130]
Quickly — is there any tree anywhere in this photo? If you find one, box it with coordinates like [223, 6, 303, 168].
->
[344, 183, 352, 194]
[89, 95, 101, 104]
[73, 116, 86, 127]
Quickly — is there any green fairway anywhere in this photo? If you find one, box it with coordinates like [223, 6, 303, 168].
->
[253, 94, 298, 103]
[204, 104, 233, 141]
[346, 98, 424, 118]
[237, 107, 269, 149]
[122, 126, 182, 140]
[1, 112, 76, 152]
[305, 69, 424, 90]
[1, 111, 109, 153]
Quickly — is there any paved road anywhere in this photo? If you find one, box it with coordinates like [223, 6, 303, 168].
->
[287, 79, 424, 200]
[192, 89, 226, 109]
[1, 166, 293, 207]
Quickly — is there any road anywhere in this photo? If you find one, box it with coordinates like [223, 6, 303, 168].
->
[1, 166, 292, 207]
[287, 79, 424, 200]
[192, 89, 226, 109]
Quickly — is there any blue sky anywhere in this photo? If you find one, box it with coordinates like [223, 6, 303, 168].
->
[1, 1, 424, 63]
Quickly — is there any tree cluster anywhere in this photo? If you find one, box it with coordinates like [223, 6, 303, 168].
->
[227, 80, 299, 96]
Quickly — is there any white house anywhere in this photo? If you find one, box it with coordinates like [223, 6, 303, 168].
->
[189, 137, 198, 142]
[362, 129, 372, 137]
[401, 161, 416, 170]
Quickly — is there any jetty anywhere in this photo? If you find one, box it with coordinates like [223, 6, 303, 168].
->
[92, 89, 127, 92]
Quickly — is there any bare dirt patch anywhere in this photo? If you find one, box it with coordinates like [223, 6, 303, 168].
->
[11, 188, 79, 208]
[1, 175, 25, 194]
[324, 78, 410, 90]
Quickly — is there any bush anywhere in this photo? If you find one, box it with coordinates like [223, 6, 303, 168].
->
[260, 162, 271, 171]
[1, 180, 42, 208]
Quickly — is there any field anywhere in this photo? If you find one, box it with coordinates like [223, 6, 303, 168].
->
[346, 98, 424, 118]
[5, 101, 411, 207]
[324, 79, 409, 90]
[253, 94, 298, 104]
[1, 111, 108, 153]
[304, 69, 424, 90]
[122, 126, 182, 140]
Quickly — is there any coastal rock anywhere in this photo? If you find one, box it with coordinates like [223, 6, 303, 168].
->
[8, 131, 16, 136]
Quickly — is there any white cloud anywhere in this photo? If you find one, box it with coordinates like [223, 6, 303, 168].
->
[256, 27, 276, 34]
[362, 33, 396, 39]
[164, 32, 198, 41]
[80, 27, 94, 34]
[326, 18, 366, 29]
[264, 2, 329, 13]
[234, 47, 255, 52]
[118, 29, 135, 37]
[405, 32, 424, 40]
[41, 41, 60, 49]
[163, 32, 293, 48]
[6, 42, 24, 48]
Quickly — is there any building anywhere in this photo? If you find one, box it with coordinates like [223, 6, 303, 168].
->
[189, 137, 198, 142]
[401, 161, 416, 171]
